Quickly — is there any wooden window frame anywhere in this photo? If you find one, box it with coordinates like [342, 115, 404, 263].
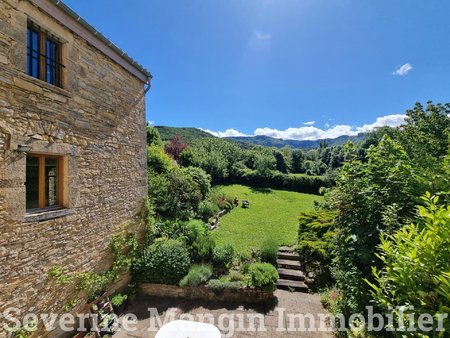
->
[26, 21, 64, 88]
[26, 154, 66, 211]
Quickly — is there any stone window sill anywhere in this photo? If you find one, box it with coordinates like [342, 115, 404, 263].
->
[24, 207, 75, 223]
[18, 72, 72, 98]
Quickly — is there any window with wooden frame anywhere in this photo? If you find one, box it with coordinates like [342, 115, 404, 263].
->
[26, 21, 64, 87]
[26, 154, 66, 211]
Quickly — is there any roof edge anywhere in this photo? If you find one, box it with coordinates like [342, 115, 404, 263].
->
[29, 0, 152, 84]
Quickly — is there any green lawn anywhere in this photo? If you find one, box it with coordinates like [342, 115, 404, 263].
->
[212, 184, 322, 254]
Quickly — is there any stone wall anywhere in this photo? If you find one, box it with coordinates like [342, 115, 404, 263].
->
[0, 0, 148, 336]
[139, 284, 275, 304]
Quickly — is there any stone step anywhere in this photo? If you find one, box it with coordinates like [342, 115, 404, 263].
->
[277, 259, 302, 270]
[277, 252, 299, 260]
[277, 268, 305, 281]
[276, 279, 309, 292]
[278, 246, 294, 253]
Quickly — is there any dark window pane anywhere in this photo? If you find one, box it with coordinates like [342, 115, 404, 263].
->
[45, 157, 58, 207]
[26, 156, 39, 210]
[27, 27, 39, 79]
[46, 39, 59, 85]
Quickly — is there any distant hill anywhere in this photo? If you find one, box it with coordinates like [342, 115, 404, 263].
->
[155, 126, 215, 143]
[155, 125, 365, 149]
[226, 133, 366, 149]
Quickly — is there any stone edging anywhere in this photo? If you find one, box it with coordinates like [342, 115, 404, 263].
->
[139, 283, 274, 304]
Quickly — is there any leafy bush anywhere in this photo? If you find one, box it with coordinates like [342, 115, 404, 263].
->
[213, 244, 235, 268]
[154, 219, 188, 240]
[210, 188, 235, 210]
[132, 238, 191, 285]
[148, 168, 202, 220]
[197, 200, 219, 221]
[179, 264, 213, 287]
[228, 270, 246, 282]
[182, 166, 212, 199]
[147, 145, 174, 174]
[248, 263, 279, 291]
[260, 238, 278, 266]
[366, 194, 450, 334]
[207, 279, 243, 294]
[186, 220, 215, 262]
[110, 293, 128, 307]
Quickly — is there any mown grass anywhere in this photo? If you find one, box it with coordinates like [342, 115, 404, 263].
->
[212, 184, 322, 254]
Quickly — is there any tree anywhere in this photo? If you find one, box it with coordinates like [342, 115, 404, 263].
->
[164, 135, 188, 164]
[146, 126, 162, 146]
[291, 149, 305, 173]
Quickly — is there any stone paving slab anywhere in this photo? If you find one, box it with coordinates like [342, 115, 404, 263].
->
[114, 290, 333, 338]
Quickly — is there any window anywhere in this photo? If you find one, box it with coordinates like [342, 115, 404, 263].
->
[26, 154, 64, 211]
[26, 22, 64, 87]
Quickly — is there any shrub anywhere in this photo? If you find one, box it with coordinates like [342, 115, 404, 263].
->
[179, 264, 213, 287]
[260, 238, 278, 266]
[210, 189, 235, 210]
[366, 194, 450, 334]
[182, 166, 212, 199]
[110, 293, 128, 307]
[197, 200, 219, 221]
[186, 220, 215, 262]
[213, 244, 235, 268]
[248, 263, 279, 291]
[154, 219, 188, 240]
[207, 279, 243, 294]
[147, 145, 174, 174]
[132, 238, 191, 285]
[228, 270, 245, 282]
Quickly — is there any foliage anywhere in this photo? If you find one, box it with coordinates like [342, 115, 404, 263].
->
[197, 200, 220, 221]
[185, 220, 215, 262]
[132, 238, 191, 285]
[179, 264, 213, 287]
[247, 263, 279, 291]
[148, 168, 202, 220]
[212, 185, 321, 254]
[75, 271, 110, 302]
[164, 135, 188, 163]
[260, 238, 278, 266]
[146, 126, 162, 146]
[212, 244, 235, 268]
[110, 293, 128, 307]
[366, 194, 450, 336]
[209, 188, 235, 210]
[62, 297, 78, 312]
[207, 279, 243, 294]
[147, 145, 174, 174]
[48, 265, 72, 284]
[139, 197, 157, 245]
[109, 229, 138, 274]
[181, 166, 211, 199]
[155, 126, 215, 143]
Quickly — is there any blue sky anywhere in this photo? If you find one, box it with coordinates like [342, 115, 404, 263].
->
[64, 0, 450, 140]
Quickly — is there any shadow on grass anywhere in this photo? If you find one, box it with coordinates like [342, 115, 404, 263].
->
[249, 187, 273, 194]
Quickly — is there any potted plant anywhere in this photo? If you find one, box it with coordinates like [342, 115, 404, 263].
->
[110, 293, 128, 315]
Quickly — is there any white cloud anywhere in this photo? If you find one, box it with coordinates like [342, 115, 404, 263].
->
[253, 29, 272, 41]
[202, 128, 248, 138]
[356, 114, 406, 133]
[393, 63, 413, 76]
[147, 120, 155, 125]
[203, 114, 407, 141]
[303, 121, 315, 126]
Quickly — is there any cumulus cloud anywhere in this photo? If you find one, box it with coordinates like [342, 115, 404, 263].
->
[393, 63, 413, 76]
[203, 114, 407, 141]
[253, 29, 272, 41]
[202, 128, 247, 138]
[303, 121, 315, 126]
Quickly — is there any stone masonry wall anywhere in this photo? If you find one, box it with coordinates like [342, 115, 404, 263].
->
[0, 0, 148, 336]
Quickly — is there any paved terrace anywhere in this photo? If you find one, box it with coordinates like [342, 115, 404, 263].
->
[114, 290, 333, 338]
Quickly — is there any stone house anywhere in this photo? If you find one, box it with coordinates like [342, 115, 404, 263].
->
[0, 0, 150, 335]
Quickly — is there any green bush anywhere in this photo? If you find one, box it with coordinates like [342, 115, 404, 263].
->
[147, 145, 174, 174]
[207, 279, 243, 294]
[179, 264, 213, 287]
[132, 238, 191, 285]
[210, 189, 235, 210]
[197, 200, 219, 222]
[228, 270, 246, 282]
[154, 219, 188, 240]
[110, 293, 128, 307]
[182, 166, 212, 199]
[260, 238, 278, 266]
[248, 263, 279, 291]
[367, 194, 450, 334]
[212, 244, 235, 268]
[186, 220, 215, 262]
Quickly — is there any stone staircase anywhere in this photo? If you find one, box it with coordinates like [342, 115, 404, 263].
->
[276, 246, 308, 292]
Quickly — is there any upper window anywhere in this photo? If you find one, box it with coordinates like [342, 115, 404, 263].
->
[26, 154, 64, 211]
[26, 22, 63, 87]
